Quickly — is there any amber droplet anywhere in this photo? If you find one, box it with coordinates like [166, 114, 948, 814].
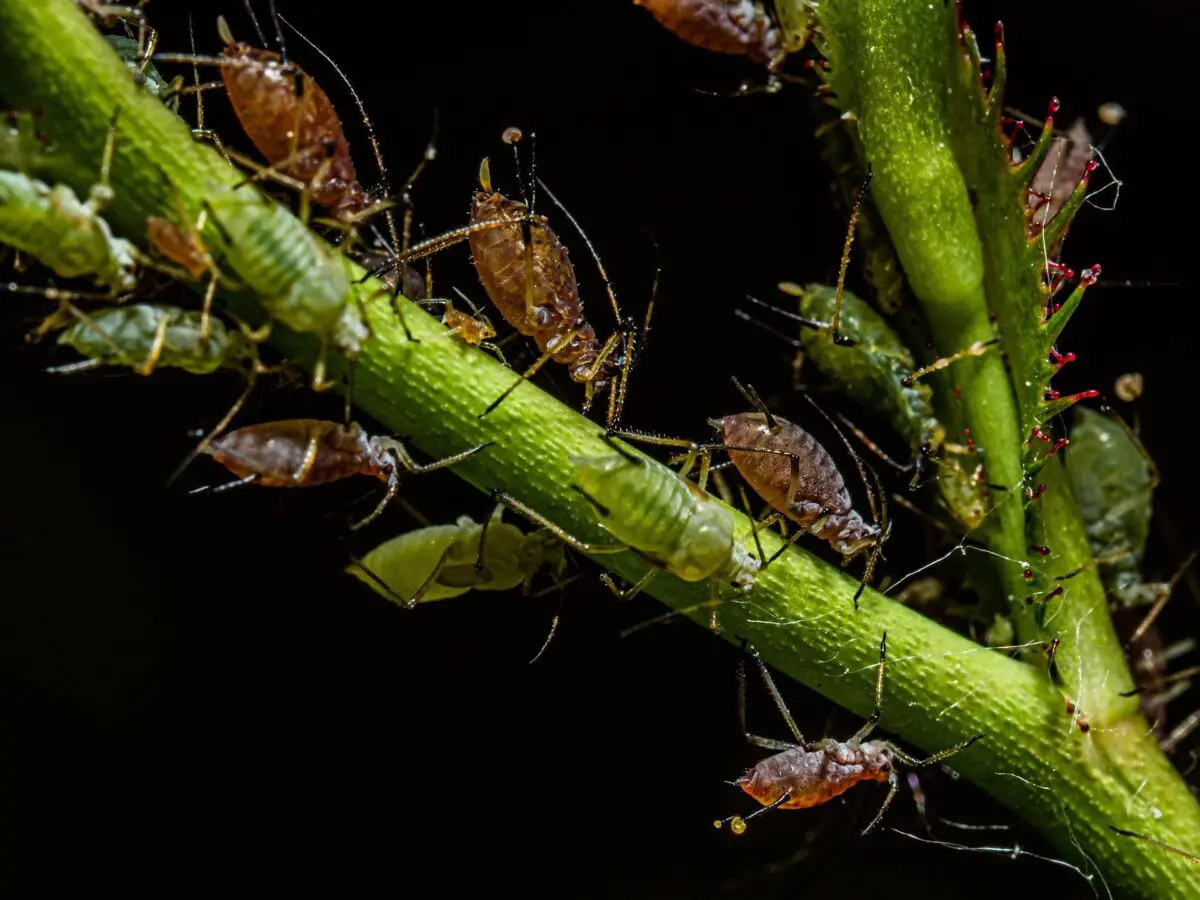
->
[730, 816, 748, 836]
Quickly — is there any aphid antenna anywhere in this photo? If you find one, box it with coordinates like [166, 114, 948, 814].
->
[733, 308, 804, 349]
[836, 411, 913, 474]
[828, 167, 873, 347]
[743, 292, 828, 331]
[730, 376, 778, 433]
[1109, 826, 1200, 865]
[164, 377, 257, 488]
[279, 12, 406, 265]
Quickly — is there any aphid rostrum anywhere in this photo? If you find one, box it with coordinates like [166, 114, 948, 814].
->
[496, 445, 762, 605]
[468, 132, 641, 428]
[0, 111, 138, 293]
[715, 633, 984, 835]
[198, 419, 491, 530]
[348, 506, 566, 608]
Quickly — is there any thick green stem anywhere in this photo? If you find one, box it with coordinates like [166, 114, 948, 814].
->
[2, 1, 1199, 896]
[816, 0, 1134, 722]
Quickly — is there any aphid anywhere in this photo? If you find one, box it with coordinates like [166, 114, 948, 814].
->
[1067, 407, 1156, 608]
[632, 0, 784, 67]
[198, 419, 491, 530]
[0, 112, 87, 186]
[713, 406, 886, 605]
[495, 445, 762, 605]
[469, 133, 640, 427]
[154, 8, 375, 223]
[347, 505, 566, 608]
[106, 33, 181, 101]
[48, 303, 254, 376]
[0, 110, 138, 293]
[200, 183, 364, 388]
[715, 634, 984, 835]
[748, 282, 988, 530]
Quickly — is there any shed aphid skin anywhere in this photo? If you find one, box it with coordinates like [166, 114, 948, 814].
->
[715, 634, 985, 836]
[612, 379, 888, 606]
[347, 505, 567, 608]
[493, 444, 762, 608]
[47, 303, 255, 376]
[470, 130, 645, 429]
[0, 108, 138, 293]
[194, 419, 492, 531]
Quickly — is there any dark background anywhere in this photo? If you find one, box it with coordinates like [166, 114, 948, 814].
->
[2, 1, 1197, 896]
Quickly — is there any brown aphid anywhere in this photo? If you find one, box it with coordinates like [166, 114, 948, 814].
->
[200, 419, 489, 530]
[633, 0, 782, 66]
[715, 412, 880, 559]
[468, 157, 623, 416]
[147, 216, 208, 278]
[443, 307, 496, 346]
[717, 635, 985, 836]
[214, 17, 367, 220]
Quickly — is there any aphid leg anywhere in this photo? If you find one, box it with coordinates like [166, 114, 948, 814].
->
[375, 436, 494, 476]
[1162, 708, 1200, 755]
[292, 430, 323, 484]
[31, 294, 138, 370]
[860, 773, 900, 836]
[850, 632, 889, 743]
[609, 430, 713, 486]
[890, 733, 987, 769]
[493, 490, 627, 555]
[902, 338, 1000, 387]
[348, 545, 454, 610]
[474, 501, 502, 574]
[133, 309, 172, 376]
[478, 333, 574, 419]
[749, 649, 807, 746]
[1127, 550, 1199, 646]
[828, 169, 873, 347]
[86, 106, 122, 215]
[600, 569, 658, 601]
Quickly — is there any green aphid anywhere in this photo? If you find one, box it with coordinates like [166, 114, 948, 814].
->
[106, 35, 181, 103]
[786, 282, 986, 530]
[55, 303, 251, 375]
[350, 507, 567, 607]
[1067, 407, 1156, 607]
[0, 169, 138, 292]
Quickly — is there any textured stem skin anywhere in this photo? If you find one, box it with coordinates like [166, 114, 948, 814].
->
[2, 1, 1199, 895]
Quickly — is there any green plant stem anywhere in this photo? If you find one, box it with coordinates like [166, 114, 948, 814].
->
[816, 0, 1134, 722]
[2, 1, 1199, 895]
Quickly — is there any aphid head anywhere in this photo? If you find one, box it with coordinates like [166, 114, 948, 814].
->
[858, 741, 895, 781]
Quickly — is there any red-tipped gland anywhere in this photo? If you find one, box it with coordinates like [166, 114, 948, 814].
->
[1081, 265, 1102, 286]
[1045, 388, 1062, 401]
[1044, 437, 1069, 460]
[994, 21, 1005, 47]
[1028, 426, 1052, 446]
[1030, 545, 1052, 557]
[1049, 348, 1076, 369]
[1023, 568, 1034, 581]
[1045, 586, 1065, 602]
[1048, 97, 1061, 116]
[953, 386, 963, 404]
[1084, 160, 1100, 176]
[1025, 482, 1048, 501]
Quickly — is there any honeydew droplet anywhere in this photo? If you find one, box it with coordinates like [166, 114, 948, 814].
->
[730, 816, 748, 836]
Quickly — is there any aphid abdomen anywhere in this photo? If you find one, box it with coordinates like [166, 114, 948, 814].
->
[634, 0, 781, 65]
[718, 413, 853, 525]
[58, 305, 237, 374]
[0, 173, 137, 291]
[209, 419, 369, 487]
[221, 46, 363, 215]
[573, 455, 735, 581]
[738, 743, 889, 810]
[468, 191, 606, 381]
[209, 189, 360, 345]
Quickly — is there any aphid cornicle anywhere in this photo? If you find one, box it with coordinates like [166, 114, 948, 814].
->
[200, 419, 491, 530]
[716, 633, 985, 836]
[348, 506, 567, 608]
[496, 448, 761, 604]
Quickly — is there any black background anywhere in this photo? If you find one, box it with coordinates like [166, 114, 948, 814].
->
[2, 2, 1198, 897]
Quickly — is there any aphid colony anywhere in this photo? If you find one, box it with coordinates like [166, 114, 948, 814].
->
[2, 0, 1014, 845]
